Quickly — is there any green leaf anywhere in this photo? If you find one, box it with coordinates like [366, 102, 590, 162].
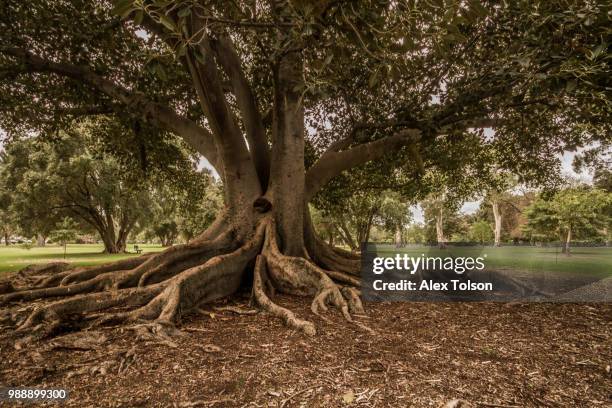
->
[159, 15, 177, 32]
[133, 10, 144, 26]
[177, 7, 192, 18]
[368, 68, 381, 88]
[112, 0, 135, 19]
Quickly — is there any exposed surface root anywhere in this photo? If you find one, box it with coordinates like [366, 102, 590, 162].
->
[1, 216, 367, 340]
[18, 283, 166, 332]
[0, 233, 235, 307]
[309, 236, 360, 275]
[136, 230, 235, 287]
[54, 256, 153, 287]
[10, 223, 267, 336]
[340, 287, 364, 314]
[252, 255, 316, 336]
[255, 220, 360, 331]
[324, 270, 360, 287]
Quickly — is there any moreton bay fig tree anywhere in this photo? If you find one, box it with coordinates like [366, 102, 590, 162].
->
[0, 0, 609, 336]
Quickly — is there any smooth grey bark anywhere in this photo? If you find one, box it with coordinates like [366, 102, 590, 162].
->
[562, 227, 572, 255]
[492, 199, 502, 246]
[394, 226, 403, 248]
[436, 210, 446, 249]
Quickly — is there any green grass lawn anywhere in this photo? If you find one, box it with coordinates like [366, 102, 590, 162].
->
[1, 244, 610, 278]
[372, 245, 612, 278]
[0, 244, 164, 275]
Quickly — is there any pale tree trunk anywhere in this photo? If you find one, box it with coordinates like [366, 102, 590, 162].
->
[394, 226, 403, 248]
[356, 217, 372, 247]
[436, 210, 446, 249]
[562, 227, 572, 256]
[36, 234, 46, 247]
[338, 219, 358, 251]
[492, 199, 502, 247]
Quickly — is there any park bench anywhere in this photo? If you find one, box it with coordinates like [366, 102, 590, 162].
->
[134, 245, 143, 254]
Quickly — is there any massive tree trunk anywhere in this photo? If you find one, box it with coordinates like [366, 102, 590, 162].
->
[3, 232, 8, 246]
[492, 199, 502, 247]
[0, 17, 366, 339]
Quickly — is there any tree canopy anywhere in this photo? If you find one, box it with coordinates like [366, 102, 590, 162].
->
[0, 0, 609, 337]
[0, 117, 216, 252]
[524, 186, 611, 253]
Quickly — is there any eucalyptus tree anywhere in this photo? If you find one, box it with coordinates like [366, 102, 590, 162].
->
[477, 191, 534, 243]
[1, 0, 609, 336]
[482, 173, 519, 246]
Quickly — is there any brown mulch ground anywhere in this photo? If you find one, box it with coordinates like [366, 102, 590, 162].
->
[0, 296, 610, 408]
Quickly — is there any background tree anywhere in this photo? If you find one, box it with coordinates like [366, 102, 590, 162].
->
[483, 174, 519, 246]
[404, 223, 427, 245]
[0, 0, 609, 336]
[0, 185, 17, 245]
[0, 115, 211, 253]
[0, 140, 60, 245]
[593, 168, 612, 193]
[309, 206, 337, 247]
[421, 190, 466, 248]
[477, 191, 535, 243]
[376, 191, 412, 248]
[146, 172, 222, 245]
[524, 187, 611, 254]
[49, 217, 79, 259]
[314, 184, 383, 251]
[0, 129, 151, 253]
[469, 220, 494, 244]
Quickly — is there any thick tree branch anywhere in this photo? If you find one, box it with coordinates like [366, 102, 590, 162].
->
[183, 36, 252, 164]
[211, 34, 270, 188]
[304, 129, 421, 200]
[1, 47, 221, 173]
